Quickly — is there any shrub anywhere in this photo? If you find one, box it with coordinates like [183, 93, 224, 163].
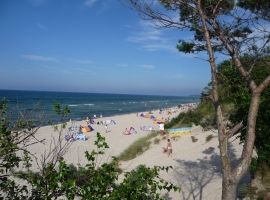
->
[206, 134, 213, 142]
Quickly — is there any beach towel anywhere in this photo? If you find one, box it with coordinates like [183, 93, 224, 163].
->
[130, 129, 137, 134]
[73, 134, 86, 141]
[140, 126, 156, 131]
[69, 126, 79, 131]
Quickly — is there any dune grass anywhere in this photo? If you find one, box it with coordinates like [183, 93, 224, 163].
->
[206, 134, 214, 142]
[154, 138, 160, 144]
[117, 131, 159, 161]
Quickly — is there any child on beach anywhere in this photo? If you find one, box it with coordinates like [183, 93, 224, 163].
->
[163, 139, 172, 157]
[164, 139, 172, 157]
[167, 139, 172, 157]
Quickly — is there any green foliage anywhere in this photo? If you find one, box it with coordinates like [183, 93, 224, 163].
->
[238, 183, 257, 199]
[227, 58, 270, 172]
[165, 102, 218, 130]
[238, 0, 270, 20]
[113, 164, 181, 199]
[0, 97, 45, 199]
[0, 101, 180, 199]
[52, 102, 70, 125]
[176, 40, 195, 53]
[201, 57, 270, 172]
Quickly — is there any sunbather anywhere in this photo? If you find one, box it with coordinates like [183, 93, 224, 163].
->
[123, 128, 130, 135]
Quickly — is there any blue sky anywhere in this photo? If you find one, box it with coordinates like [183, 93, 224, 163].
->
[0, 0, 213, 96]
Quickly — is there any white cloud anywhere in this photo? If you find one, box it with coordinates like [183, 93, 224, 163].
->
[21, 55, 58, 62]
[140, 64, 155, 69]
[142, 44, 176, 52]
[126, 20, 179, 52]
[37, 23, 46, 30]
[69, 59, 93, 64]
[85, 0, 97, 6]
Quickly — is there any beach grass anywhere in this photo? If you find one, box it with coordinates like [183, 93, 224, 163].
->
[117, 131, 159, 161]
[153, 138, 160, 144]
[206, 134, 214, 142]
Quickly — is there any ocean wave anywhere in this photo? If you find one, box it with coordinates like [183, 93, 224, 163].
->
[84, 104, 94, 106]
[69, 105, 78, 106]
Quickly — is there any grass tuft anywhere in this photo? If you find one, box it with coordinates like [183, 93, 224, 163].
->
[206, 134, 213, 142]
[191, 136, 198, 142]
[153, 138, 160, 144]
[117, 131, 159, 161]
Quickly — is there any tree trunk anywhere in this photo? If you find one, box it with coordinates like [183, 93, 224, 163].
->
[196, 2, 238, 199]
[222, 179, 238, 200]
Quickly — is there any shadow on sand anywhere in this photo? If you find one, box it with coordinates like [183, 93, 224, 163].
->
[163, 143, 251, 200]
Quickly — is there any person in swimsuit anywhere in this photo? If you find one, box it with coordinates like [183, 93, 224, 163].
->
[79, 125, 83, 132]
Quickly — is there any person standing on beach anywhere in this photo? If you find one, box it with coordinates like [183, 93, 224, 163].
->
[100, 113, 103, 118]
[159, 123, 164, 137]
[105, 124, 108, 133]
[167, 139, 172, 157]
[79, 125, 83, 133]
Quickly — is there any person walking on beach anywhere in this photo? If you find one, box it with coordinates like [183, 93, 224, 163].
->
[167, 139, 172, 157]
[105, 125, 108, 133]
[159, 122, 164, 137]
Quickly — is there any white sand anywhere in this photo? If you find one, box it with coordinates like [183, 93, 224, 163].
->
[25, 107, 251, 199]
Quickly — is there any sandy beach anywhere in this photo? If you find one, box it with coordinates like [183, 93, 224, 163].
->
[25, 106, 251, 199]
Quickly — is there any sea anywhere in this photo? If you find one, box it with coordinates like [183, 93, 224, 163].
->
[0, 90, 200, 123]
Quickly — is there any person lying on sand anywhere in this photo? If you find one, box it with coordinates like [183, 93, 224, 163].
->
[123, 128, 130, 135]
